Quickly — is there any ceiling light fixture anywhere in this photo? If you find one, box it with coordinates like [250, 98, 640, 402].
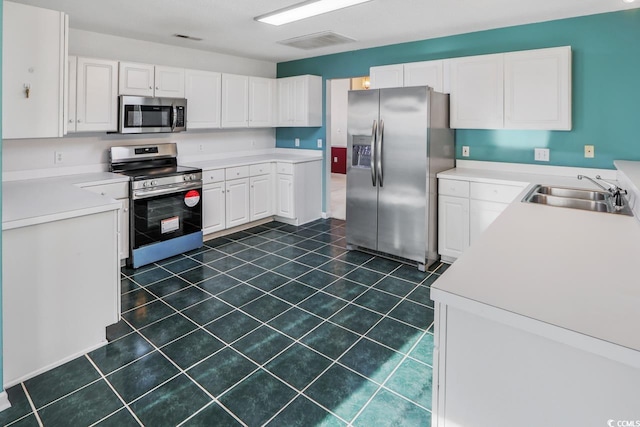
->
[255, 0, 373, 26]
[622, 0, 635, 3]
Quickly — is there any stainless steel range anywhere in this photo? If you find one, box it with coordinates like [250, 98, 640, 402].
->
[109, 143, 203, 268]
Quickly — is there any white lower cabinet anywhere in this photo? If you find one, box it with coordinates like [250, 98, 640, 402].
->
[204, 180, 226, 233]
[438, 178, 527, 261]
[79, 181, 129, 261]
[276, 173, 295, 219]
[275, 160, 322, 225]
[200, 159, 321, 235]
[438, 195, 470, 260]
[225, 177, 250, 228]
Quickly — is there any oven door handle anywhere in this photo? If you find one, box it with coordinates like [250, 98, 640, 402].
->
[132, 182, 202, 200]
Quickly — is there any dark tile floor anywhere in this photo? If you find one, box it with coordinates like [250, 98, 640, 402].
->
[1, 219, 448, 427]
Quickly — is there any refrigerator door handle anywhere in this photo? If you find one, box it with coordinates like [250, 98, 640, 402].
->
[371, 119, 378, 186]
[377, 119, 384, 187]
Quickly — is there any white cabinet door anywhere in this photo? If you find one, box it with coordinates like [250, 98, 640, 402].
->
[248, 77, 275, 127]
[250, 175, 272, 221]
[66, 55, 78, 133]
[449, 53, 504, 129]
[185, 69, 222, 129]
[3, 2, 67, 139]
[404, 60, 444, 92]
[277, 77, 294, 126]
[76, 57, 118, 132]
[438, 195, 470, 259]
[225, 178, 250, 227]
[370, 64, 404, 89]
[154, 65, 185, 98]
[504, 46, 572, 130]
[204, 182, 226, 233]
[276, 174, 295, 219]
[221, 74, 249, 128]
[277, 75, 322, 127]
[119, 62, 155, 96]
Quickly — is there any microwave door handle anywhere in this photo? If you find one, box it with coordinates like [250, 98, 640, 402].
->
[171, 104, 177, 131]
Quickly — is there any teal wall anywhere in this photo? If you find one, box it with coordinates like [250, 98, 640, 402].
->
[276, 9, 640, 171]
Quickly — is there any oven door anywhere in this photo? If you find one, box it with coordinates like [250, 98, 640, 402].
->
[130, 183, 203, 267]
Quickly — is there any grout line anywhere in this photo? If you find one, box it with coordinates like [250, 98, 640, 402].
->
[85, 355, 144, 427]
[20, 383, 43, 427]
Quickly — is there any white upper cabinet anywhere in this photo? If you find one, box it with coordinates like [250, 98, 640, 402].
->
[370, 60, 446, 92]
[370, 64, 404, 89]
[221, 74, 249, 128]
[404, 60, 445, 92]
[3, 1, 68, 139]
[449, 46, 572, 130]
[449, 53, 505, 129]
[74, 57, 118, 132]
[119, 62, 155, 96]
[504, 46, 572, 130]
[154, 66, 185, 98]
[248, 77, 276, 128]
[277, 75, 322, 127]
[119, 62, 185, 98]
[185, 69, 222, 129]
[66, 56, 78, 134]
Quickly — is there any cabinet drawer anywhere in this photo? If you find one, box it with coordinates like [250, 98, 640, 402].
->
[250, 163, 271, 176]
[225, 166, 249, 180]
[82, 182, 128, 199]
[439, 179, 470, 197]
[203, 169, 225, 184]
[276, 162, 294, 175]
[470, 182, 525, 203]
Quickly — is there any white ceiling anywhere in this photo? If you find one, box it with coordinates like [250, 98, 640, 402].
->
[8, 0, 640, 63]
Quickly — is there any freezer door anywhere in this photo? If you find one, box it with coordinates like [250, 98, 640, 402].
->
[376, 87, 429, 262]
[346, 89, 380, 250]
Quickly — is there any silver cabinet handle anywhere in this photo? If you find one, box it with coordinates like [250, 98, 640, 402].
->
[156, 86, 159, 90]
[149, 86, 152, 89]
[377, 119, 384, 187]
[371, 120, 377, 187]
[77, 119, 82, 123]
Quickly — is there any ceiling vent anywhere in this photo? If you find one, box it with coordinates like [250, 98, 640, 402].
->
[278, 31, 356, 50]
[173, 34, 203, 41]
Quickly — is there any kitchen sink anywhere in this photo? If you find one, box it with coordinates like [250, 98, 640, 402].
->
[535, 185, 607, 201]
[523, 184, 633, 215]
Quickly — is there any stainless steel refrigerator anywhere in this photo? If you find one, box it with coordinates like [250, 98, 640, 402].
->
[346, 86, 454, 270]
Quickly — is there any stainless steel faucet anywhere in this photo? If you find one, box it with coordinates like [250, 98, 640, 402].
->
[577, 174, 628, 208]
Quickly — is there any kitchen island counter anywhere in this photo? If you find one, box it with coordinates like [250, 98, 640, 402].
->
[430, 161, 640, 426]
[2, 172, 128, 230]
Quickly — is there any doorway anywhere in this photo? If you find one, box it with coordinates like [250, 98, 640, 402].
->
[326, 76, 370, 220]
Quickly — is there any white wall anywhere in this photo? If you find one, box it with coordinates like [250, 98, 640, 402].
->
[70, 29, 276, 78]
[2, 29, 278, 177]
[329, 79, 350, 148]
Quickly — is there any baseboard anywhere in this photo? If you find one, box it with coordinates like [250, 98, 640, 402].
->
[0, 391, 11, 412]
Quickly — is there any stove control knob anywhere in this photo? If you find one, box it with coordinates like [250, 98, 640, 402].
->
[151, 180, 158, 186]
[142, 182, 148, 188]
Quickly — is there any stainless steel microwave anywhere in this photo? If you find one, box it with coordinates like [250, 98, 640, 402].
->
[118, 95, 187, 134]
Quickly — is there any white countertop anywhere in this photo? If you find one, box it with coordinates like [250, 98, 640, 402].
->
[183, 151, 323, 170]
[432, 161, 640, 358]
[2, 172, 128, 231]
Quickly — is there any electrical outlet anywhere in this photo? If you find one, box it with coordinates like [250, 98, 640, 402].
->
[295, 138, 300, 147]
[251, 140, 255, 147]
[54, 151, 64, 164]
[317, 139, 323, 148]
[198, 144, 204, 152]
[584, 145, 595, 158]
[462, 146, 470, 157]
[534, 148, 550, 162]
